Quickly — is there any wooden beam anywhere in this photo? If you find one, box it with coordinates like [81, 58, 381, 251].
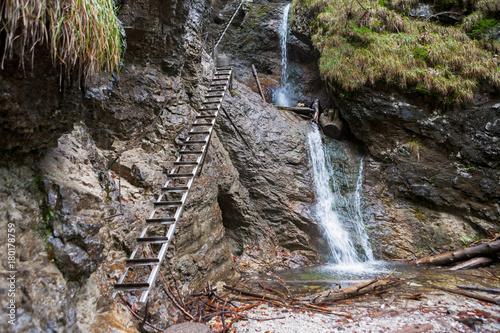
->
[252, 64, 266, 102]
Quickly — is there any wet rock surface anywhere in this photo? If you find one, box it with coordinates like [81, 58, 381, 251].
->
[342, 88, 500, 258]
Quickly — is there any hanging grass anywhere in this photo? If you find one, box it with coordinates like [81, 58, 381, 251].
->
[292, 0, 500, 104]
[0, 0, 122, 80]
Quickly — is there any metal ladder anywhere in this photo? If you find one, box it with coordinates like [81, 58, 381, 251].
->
[213, 0, 245, 51]
[113, 67, 233, 302]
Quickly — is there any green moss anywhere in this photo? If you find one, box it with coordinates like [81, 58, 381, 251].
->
[294, 0, 500, 104]
[471, 19, 499, 36]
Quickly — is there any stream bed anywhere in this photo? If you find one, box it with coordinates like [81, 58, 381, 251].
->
[232, 264, 500, 332]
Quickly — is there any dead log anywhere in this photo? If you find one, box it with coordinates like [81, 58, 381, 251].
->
[251, 64, 266, 102]
[413, 239, 500, 266]
[278, 105, 315, 115]
[449, 257, 494, 271]
[305, 278, 401, 304]
[319, 109, 343, 139]
[430, 285, 500, 305]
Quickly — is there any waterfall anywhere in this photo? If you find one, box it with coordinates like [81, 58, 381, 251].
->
[274, 4, 291, 107]
[308, 127, 374, 265]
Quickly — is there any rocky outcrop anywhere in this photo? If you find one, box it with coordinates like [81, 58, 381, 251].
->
[0, 0, 327, 332]
[344, 88, 500, 258]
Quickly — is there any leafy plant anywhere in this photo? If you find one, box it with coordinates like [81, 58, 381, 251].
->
[460, 235, 472, 244]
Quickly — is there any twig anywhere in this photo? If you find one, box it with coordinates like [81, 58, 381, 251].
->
[119, 295, 164, 332]
[166, 258, 185, 307]
[425, 11, 463, 22]
[480, 268, 500, 280]
[385, 268, 397, 279]
[267, 271, 296, 301]
[259, 283, 286, 299]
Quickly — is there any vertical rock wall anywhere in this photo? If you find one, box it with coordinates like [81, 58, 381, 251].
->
[0, 0, 323, 332]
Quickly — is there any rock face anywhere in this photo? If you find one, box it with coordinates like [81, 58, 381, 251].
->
[0, 0, 323, 331]
[344, 88, 500, 258]
[212, 1, 331, 107]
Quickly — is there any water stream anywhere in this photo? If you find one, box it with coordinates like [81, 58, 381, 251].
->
[274, 3, 379, 275]
[274, 4, 292, 107]
[308, 127, 375, 269]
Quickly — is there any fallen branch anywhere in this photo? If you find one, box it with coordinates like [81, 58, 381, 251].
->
[305, 278, 401, 304]
[119, 295, 165, 332]
[430, 285, 500, 305]
[456, 285, 500, 294]
[224, 285, 284, 304]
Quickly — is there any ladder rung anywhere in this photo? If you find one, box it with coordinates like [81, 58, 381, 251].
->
[161, 186, 189, 191]
[154, 200, 183, 207]
[182, 140, 207, 145]
[179, 151, 203, 155]
[199, 107, 218, 111]
[167, 172, 194, 177]
[114, 283, 150, 291]
[196, 115, 216, 119]
[174, 161, 199, 165]
[137, 236, 169, 243]
[146, 217, 176, 224]
[191, 123, 212, 127]
[207, 92, 224, 97]
[126, 258, 160, 266]
[208, 87, 226, 91]
[188, 131, 210, 135]
[216, 67, 232, 70]
[202, 100, 221, 104]
[210, 83, 227, 87]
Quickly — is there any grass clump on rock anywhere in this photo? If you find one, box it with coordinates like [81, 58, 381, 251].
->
[293, 0, 500, 104]
[0, 0, 122, 80]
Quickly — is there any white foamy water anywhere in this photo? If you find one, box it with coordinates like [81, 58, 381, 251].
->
[274, 4, 292, 107]
[308, 127, 375, 267]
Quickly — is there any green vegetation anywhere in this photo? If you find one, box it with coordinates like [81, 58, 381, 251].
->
[403, 139, 421, 160]
[292, 0, 500, 104]
[0, 0, 122, 80]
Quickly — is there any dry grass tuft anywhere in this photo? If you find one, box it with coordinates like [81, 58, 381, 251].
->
[0, 0, 122, 80]
[293, 0, 500, 104]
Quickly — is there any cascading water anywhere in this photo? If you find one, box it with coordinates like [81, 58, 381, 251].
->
[273, 3, 377, 272]
[274, 4, 292, 107]
[308, 126, 375, 267]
